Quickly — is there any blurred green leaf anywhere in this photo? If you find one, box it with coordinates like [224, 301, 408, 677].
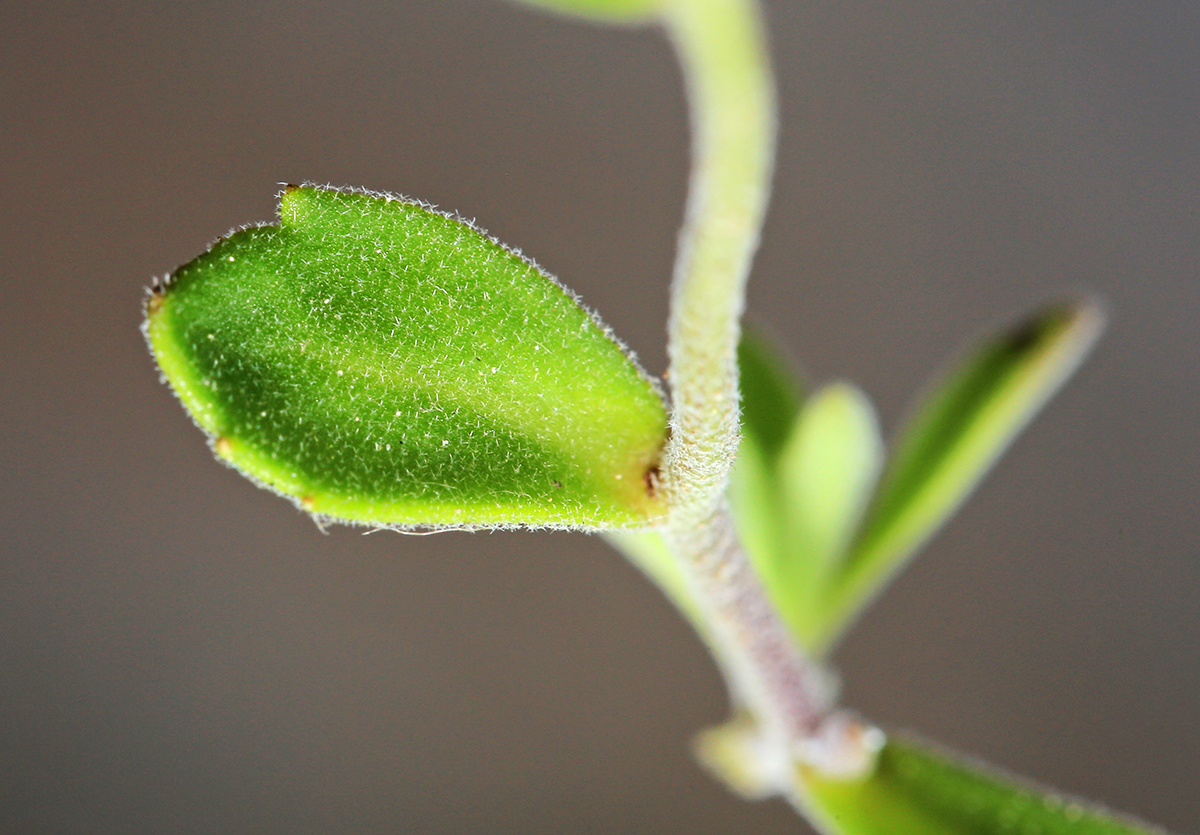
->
[729, 331, 804, 643]
[606, 529, 706, 638]
[800, 734, 1164, 835]
[510, 0, 665, 23]
[729, 432, 786, 606]
[146, 184, 668, 530]
[810, 301, 1104, 654]
[731, 333, 887, 653]
[777, 382, 882, 645]
[737, 329, 804, 458]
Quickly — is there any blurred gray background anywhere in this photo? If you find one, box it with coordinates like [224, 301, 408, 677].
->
[2, 1, 1197, 832]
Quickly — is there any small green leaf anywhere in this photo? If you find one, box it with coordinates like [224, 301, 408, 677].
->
[737, 329, 804, 459]
[728, 432, 786, 604]
[776, 382, 882, 643]
[729, 329, 804, 609]
[812, 301, 1104, 653]
[510, 0, 665, 23]
[730, 332, 885, 653]
[146, 185, 668, 530]
[799, 734, 1165, 835]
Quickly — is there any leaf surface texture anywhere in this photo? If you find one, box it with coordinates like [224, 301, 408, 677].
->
[146, 185, 668, 529]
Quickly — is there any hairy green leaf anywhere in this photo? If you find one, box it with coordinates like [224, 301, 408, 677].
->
[146, 185, 668, 530]
[811, 301, 1104, 653]
[799, 734, 1165, 835]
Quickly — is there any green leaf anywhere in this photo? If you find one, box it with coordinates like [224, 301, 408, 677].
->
[811, 301, 1105, 653]
[606, 530, 707, 639]
[728, 431, 786, 605]
[737, 328, 803, 458]
[145, 184, 669, 530]
[729, 330, 803, 620]
[510, 0, 666, 23]
[607, 530, 759, 702]
[776, 382, 882, 644]
[799, 734, 1165, 835]
[730, 332, 885, 653]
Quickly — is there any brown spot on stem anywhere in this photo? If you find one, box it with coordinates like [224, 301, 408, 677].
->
[214, 437, 233, 458]
[643, 464, 662, 499]
[300, 494, 317, 512]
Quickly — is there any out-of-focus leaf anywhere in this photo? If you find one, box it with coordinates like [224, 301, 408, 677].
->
[799, 733, 1165, 835]
[692, 712, 782, 801]
[731, 331, 888, 653]
[729, 331, 806, 643]
[776, 382, 882, 643]
[607, 528, 756, 697]
[811, 301, 1104, 653]
[737, 329, 804, 458]
[146, 184, 668, 530]
[510, 0, 665, 23]
[605, 530, 705, 637]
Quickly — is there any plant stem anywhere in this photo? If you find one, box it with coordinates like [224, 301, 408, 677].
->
[660, 0, 774, 516]
[664, 500, 834, 736]
[657, 0, 840, 751]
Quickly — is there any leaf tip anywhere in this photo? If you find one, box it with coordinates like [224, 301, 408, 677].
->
[1065, 294, 1108, 349]
[1016, 296, 1107, 365]
[279, 183, 316, 228]
[816, 380, 878, 422]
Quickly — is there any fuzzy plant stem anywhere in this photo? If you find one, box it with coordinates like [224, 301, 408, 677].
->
[660, 0, 771, 508]
[658, 0, 837, 749]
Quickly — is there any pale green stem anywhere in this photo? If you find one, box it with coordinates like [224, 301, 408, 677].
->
[660, 0, 774, 516]
[656, 0, 848, 752]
